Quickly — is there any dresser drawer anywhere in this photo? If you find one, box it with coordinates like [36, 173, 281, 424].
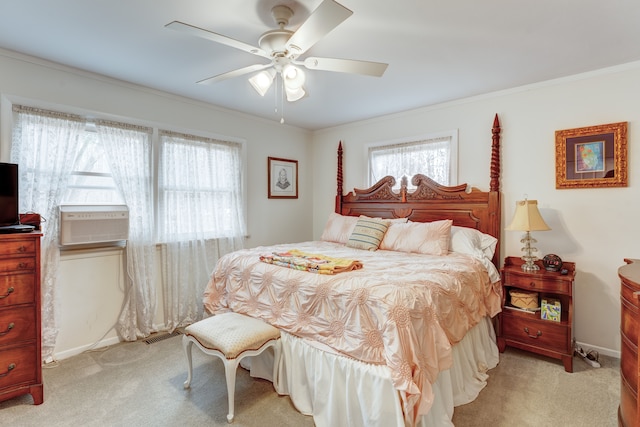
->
[0, 257, 36, 274]
[0, 306, 36, 346]
[0, 240, 36, 258]
[0, 273, 35, 307]
[0, 344, 38, 391]
[501, 314, 569, 353]
[503, 273, 570, 294]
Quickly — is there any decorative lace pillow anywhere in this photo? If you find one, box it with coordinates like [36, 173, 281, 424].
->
[346, 217, 389, 251]
[320, 213, 359, 244]
[379, 220, 452, 255]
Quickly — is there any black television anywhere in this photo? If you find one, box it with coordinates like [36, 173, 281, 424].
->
[0, 162, 19, 227]
[0, 162, 34, 233]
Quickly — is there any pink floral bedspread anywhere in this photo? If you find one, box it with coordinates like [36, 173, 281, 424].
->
[203, 241, 501, 423]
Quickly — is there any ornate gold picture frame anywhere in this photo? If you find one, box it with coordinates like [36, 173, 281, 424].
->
[555, 122, 627, 189]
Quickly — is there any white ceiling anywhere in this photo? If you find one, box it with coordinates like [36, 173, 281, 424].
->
[1, 1, 640, 130]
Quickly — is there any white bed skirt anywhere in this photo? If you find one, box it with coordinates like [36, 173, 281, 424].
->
[245, 316, 499, 427]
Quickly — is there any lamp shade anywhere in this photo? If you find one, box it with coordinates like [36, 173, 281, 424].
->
[249, 69, 276, 96]
[505, 200, 551, 232]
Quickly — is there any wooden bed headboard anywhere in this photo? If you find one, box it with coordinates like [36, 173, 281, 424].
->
[335, 114, 502, 268]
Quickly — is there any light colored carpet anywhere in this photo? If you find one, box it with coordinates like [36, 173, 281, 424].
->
[0, 333, 619, 426]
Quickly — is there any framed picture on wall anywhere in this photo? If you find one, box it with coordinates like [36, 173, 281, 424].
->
[268, 157, 298, 199]
[555, 121, 628, 189]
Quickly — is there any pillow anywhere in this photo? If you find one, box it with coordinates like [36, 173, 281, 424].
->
[320, 213, 359, 244]
[379, 220, 452, 255]
[450, 226, 498, 259]
[346, 217, 390, 251]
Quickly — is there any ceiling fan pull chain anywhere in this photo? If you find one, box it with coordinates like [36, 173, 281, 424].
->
[280, 75, 285, 124]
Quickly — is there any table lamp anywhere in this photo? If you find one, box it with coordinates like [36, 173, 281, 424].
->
[506, 199, 551, 272]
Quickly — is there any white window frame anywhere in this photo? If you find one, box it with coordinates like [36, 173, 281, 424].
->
[365, 129, 458, 188]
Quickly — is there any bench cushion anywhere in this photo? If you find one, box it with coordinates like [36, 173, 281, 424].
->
[185, 312, 280, 359]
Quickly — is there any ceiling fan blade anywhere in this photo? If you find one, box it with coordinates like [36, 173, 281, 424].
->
[197, 63, 272, 85]
[285, 0, 353, 56]
[166, 21, 270, 59]
[302, 57, 388, 77]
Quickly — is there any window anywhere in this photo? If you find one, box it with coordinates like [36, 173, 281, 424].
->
[63, 124, 124, 204]
[367, 130, 458, 189]
[158, 131, 245, 242]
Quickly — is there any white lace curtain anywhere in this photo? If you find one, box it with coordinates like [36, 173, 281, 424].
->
[96, 121, 156, 341]
[11, 106, 84, 363]
[369, 136, 452, 188]
[158, 131, 245, 330]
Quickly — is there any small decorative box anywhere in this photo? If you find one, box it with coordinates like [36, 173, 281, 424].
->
[509, 290, 539, 310]
[541, 298, 562, 322]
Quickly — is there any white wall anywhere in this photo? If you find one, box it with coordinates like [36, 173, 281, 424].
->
[3, 46, 638, 360]
[311, 62, 640, 357]
[0, 49, 313, 360]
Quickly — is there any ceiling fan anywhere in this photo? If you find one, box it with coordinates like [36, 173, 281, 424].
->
[165, 0, 388, 102]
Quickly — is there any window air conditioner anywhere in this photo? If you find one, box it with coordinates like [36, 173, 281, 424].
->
[59, 205, 129, 246]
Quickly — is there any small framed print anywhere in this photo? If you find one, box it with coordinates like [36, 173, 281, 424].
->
[555, 122, 627, 189]
[268, 157, 298, 199]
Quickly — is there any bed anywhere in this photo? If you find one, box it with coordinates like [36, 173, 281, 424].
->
[203, 114, 503, 426]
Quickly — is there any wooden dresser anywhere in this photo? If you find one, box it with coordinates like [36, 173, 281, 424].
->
[619, 258, 640, 427]
[0, 232, 43, 405]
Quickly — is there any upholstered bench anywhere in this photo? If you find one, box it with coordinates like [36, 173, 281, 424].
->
[182, 312, 281, 423]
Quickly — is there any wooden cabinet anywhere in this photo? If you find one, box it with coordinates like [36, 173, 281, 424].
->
[0, 232, 42, 405]
[497, 256, 575, 372]
[619, 258, 640, 427]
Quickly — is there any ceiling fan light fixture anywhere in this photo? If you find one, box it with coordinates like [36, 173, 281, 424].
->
[284, 84, 306, 102]
[282, 64, 306, 89]
[248, 68, 276, 96]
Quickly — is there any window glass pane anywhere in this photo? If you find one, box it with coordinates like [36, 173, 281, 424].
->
[63, 130, 124, 204]
[369, 136, 452, 189]
[158, 133, 245, 242]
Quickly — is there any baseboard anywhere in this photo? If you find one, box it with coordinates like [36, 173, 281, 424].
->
[51, 336, 123, 362]
[575, 340, 620, 359]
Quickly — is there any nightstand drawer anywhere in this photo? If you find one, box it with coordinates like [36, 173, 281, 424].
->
[501, 314, 569, 353]
[503, 273, 570, 294]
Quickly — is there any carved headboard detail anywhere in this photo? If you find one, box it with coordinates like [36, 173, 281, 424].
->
[334, 114, 502, 267]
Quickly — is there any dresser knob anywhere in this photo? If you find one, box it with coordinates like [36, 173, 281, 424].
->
[0, 322, 14, 337]
[529, 282, 536, 287]
[17, 245, 27, 253]
[0, 287, 14, 299]
[0, 363, 16, 378]
[17, 262, 28, 269]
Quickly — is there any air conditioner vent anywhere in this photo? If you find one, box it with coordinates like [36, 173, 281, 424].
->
[59, 205, 129, 246]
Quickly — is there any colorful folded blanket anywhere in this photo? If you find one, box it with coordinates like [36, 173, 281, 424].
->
[259, 249, 363, 274]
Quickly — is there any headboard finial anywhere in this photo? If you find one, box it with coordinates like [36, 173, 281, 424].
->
[336, 141, 344, 212]
[490, 114, 501, 192]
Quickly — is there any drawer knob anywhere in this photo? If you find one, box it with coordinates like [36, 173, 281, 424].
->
[0, 363, 16, 378]
[0, 322, 14, 337]
[529, 282, 536, 287]
[17, 245, 27, 253]
[0, 287, 14, 299]
[524, 327, 542, 339]
[17, 262, 28, 269]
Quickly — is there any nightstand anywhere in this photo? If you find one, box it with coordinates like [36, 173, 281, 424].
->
[497, 256, 576, 372]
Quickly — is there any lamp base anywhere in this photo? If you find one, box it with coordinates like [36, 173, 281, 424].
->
[521, 261, 540, 272]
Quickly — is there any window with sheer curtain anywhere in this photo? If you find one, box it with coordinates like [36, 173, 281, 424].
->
[157, 131, 246, 243]
[368, 131, 458, 189]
